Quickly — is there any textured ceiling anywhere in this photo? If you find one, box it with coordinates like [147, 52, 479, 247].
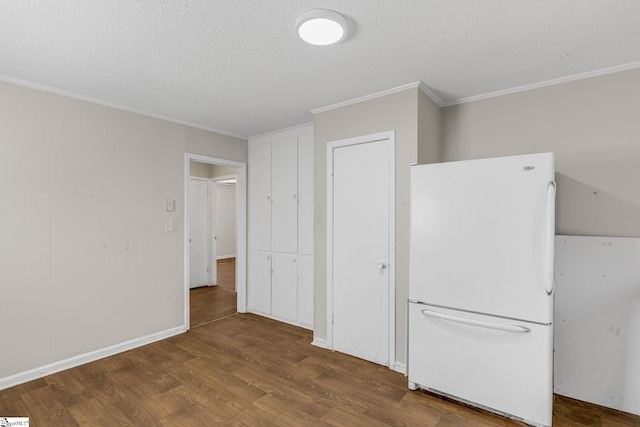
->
[1, 1, 639, 138]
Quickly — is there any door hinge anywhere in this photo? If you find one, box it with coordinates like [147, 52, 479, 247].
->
[332, 313, 334, 325]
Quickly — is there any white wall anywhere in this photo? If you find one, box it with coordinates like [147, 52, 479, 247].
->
[216, 183, 237, 258]
[189, 160, 212, 178]
[0, 80, 247, 387]
[442, 67, 640, 238]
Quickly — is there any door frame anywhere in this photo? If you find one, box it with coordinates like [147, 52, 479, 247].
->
[184, 153, 247, 329]
[326, 130, 396, 368]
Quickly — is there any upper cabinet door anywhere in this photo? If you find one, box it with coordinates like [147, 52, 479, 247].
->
[298, 135, 314, 255]
[248, 143, 272, 251]
[271, 138, 298, 254]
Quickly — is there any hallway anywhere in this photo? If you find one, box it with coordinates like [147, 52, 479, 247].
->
[190, 258, 236, 327]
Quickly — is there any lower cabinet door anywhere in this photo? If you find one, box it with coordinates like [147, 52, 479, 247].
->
[271, 253, 298, 321]
[248, 251, 272, 314]
[297, 255, 314, 328]
[408, 302, 553, 427]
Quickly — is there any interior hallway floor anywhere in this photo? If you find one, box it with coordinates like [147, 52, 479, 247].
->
[190, 257, 236, 327]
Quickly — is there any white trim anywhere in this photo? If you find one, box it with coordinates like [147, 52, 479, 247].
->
[444, 61, 640, 107]
[216, 254, 236, 260]
[312, 82, 422, 114]
[185, 154, 248, 323]
[247, 309, 313, 331]
[418, 81, 445, 106]
[0, 325, 186, 391]
[209, 179, 217, 285]
[211, 174, 237, 183]
[392, 361, 407, 375]
[0, 74, 247, 140]
[311, 337, 329, 349]
[248, 122, 313, 141]
[326, 130, 396, 369]
[184, 155, 191, 327]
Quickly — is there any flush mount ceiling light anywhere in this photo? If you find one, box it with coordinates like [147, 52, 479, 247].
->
[295, 9, 348, 46]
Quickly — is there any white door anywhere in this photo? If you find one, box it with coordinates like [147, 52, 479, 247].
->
[209, 182, 217, 284]
[248, 250, 272, 314]
[189, 178, 209, 288]
[298, 136, 314, 255]
[272, 253, 298, 321]
[272, 138, 298, 253]
[297, 254, 314, 327]
[409, 153, 555, 323]
[330, 137, 393, 366]
[248, 144, 272, 251]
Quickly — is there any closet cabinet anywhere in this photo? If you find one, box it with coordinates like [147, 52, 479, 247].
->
[248, 125, 314, 329]
[271, 139, 298, 253]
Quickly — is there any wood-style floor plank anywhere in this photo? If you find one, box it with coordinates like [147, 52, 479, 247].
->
[1, 287, 640, 426]
[189, 258, 237, 327]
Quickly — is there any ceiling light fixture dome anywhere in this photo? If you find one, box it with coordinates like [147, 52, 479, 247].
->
[295, 9, 347, 46]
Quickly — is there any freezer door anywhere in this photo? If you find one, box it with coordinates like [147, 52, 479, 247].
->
[408, 303, 553, 426]
[410, 153, 555, 324]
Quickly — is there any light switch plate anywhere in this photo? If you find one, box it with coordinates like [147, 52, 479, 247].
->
[166, 199, 176, 211]
[165, 220, 174, 232]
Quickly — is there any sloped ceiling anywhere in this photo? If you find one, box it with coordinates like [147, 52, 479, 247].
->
[1, 1, 639, 138]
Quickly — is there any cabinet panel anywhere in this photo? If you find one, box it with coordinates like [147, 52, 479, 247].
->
[298, 135, 314, 255]
[297, 254, 314, 327]
[271, 138, 298, 253]
[248, 144, 271, 251]
[248, 250, 271, 314]
[271, 253, 298, 321]
[247, 125, 314, 328]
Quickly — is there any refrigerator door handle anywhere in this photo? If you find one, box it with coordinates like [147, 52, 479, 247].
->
[545, 181, 556, 295]
[421, 309, 531, 333]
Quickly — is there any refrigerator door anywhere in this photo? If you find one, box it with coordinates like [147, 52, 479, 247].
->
[408, 302, 553, 426]
[410, 153, 555, 324]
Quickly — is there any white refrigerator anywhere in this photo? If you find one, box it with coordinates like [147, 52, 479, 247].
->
[408, 153, 555, 427]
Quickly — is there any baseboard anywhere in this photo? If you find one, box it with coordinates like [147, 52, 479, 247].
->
[216, 254, 236, 260]
[392, 361, 407, 375]
[246, 309, 313, 331]
[0, 325, 187, 391]
[311, 336, 328, 349]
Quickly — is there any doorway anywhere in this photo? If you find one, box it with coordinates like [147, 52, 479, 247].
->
[327, 131, 396, 367]
[184, 154, 247, 329]
[188, 176, 215, 288]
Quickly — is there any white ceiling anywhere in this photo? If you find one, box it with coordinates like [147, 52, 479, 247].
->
[1, 1, 639, 139]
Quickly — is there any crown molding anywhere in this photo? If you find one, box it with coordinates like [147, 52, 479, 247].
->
[417, 82, 444, 106]
[312, 81, 446, 114]
[248, 121, 313, 141]
[444, 61, 640, 107]
[0, 74, 247, 140]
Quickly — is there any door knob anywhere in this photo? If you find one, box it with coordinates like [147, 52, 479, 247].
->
[378, 262, 387, 269]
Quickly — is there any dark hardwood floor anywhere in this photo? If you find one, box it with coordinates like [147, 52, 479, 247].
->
[2, 257, 639, 426]
[1, 312, 639, 426]
[190, 258, 236, 327]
